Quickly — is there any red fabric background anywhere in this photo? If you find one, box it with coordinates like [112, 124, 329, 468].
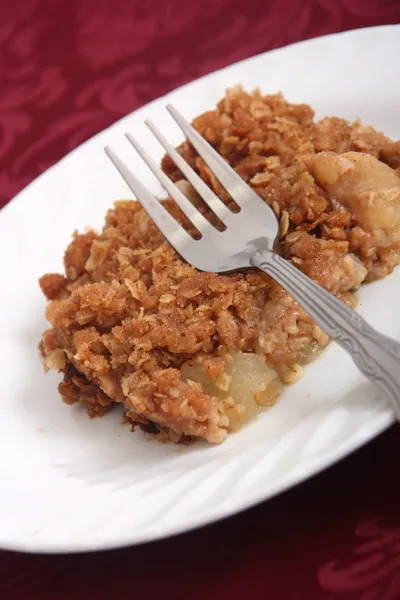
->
[0, 1, 399, 598]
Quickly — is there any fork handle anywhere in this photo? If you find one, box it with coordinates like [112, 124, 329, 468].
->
[251, 249, 400, 419]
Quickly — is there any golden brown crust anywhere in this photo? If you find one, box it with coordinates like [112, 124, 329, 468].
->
[58, 364, 114, 417]
[39, 273, 68, 300]
[39, 86, 400, 443]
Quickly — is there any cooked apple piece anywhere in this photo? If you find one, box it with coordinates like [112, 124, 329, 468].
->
[182, 352, 283, 430]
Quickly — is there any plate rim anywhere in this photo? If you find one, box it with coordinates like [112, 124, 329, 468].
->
[0, 413, 393, 554]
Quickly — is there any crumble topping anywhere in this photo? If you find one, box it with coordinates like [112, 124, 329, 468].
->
[39, 86, 400, 443]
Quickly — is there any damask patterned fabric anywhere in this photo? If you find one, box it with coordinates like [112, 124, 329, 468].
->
[0, 1, 399, 598]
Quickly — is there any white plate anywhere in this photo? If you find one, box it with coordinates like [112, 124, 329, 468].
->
[0, 25, 399, 554]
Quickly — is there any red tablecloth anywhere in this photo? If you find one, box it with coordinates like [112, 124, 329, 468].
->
[1, 1, 399, 598]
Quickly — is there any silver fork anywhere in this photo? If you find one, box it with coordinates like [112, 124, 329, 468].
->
[105, 104, 400, 421]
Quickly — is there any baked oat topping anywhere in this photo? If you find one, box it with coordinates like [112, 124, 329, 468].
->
[39, 86, 400, 443]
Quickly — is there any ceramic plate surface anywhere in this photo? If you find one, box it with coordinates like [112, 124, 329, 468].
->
[0, 25, 399, 553]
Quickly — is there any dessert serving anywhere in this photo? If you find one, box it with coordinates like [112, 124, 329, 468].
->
[39, 86, 400, 444]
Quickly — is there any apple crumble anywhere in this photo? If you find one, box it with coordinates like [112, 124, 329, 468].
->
[39, 86, 400, 444]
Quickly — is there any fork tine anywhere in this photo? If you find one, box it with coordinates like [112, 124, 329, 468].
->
[125, 133, 216, 236]
[166, 104, 264, 209]
[145, 119, 233, 224]
[104, 146, 193, 250]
